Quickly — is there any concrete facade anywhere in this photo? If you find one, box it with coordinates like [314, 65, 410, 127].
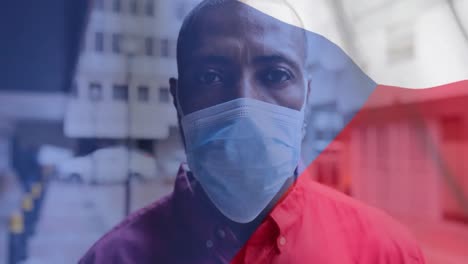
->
[343, 0, 468, 87]
[348, 92, 468, 222]
[65, 0, 200, 139]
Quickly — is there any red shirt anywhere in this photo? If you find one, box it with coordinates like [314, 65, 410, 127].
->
[232, 174, 425, 263]
[80, 163, 425, 263]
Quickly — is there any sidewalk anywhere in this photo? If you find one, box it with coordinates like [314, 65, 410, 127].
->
[23, 180, 173, 264]
[0, 174, 22, 264]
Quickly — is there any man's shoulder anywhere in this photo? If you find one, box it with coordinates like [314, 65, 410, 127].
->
[79, 194, 175, 264]
[300, 176, 393, 223]
[299, 177, 425, 263]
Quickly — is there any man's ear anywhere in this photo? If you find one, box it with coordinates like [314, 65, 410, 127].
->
[169, 77, 187, 149]
[169, 77, 179, 112]
[169, 77, 177, 101]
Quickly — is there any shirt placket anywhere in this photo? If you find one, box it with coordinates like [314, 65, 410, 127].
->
[203, 224, 243, 264]
[240, 219, 279, 263]
[243, 184, 303, 263]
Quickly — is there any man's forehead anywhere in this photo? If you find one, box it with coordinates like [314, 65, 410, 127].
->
[191, 35, 303, 69]
[182, 1, 306, 64]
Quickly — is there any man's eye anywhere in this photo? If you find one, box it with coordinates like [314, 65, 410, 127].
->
[262, 69, 292, 84]
[198, 71, 223, 85]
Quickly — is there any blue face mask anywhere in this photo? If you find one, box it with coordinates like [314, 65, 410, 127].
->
[181, 98, 304, 223]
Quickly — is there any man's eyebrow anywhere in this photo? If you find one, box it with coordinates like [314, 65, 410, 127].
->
[189, 55, 231, 65]
[252, 54, 301, 70]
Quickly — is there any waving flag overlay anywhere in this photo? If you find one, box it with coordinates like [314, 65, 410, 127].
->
[303, 80, 468, 223]
[78, 1, 468, 263]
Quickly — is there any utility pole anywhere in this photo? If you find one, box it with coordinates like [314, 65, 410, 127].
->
[121, 35, 141, 216]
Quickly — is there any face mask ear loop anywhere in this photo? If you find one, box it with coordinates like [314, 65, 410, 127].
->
[301, 85, 308, 139]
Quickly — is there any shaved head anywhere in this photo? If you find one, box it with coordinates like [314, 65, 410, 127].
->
[176, 0, 307, 76]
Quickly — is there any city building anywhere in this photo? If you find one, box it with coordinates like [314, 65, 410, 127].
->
[64, 0, 200, 169]
[342, 0, 468, 88]
[301, 1, 468, 208]
[347, 81, 468, 224]
[0, 1, 87, 178]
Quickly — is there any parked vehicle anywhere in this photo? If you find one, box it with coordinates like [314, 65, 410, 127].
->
[57, 146, 158, 184]
[38, 145, 74, 178]
[158, 149, 186, 179]
[38, 145, 73, 167]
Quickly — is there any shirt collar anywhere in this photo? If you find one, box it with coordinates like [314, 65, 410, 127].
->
[269, 175, 304, 234]
[172, 163, 304, 256]
[244, 174, 304, 254]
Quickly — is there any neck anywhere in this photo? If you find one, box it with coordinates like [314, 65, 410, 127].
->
[227, 174, 296, 243]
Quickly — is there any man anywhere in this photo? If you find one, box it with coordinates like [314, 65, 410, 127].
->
[80, 1, 426, 263]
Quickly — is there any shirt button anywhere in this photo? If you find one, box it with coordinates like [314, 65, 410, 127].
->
[278, 236, 287, 246]
[206, 239, 214, 249]
[217, 229, 226, 239]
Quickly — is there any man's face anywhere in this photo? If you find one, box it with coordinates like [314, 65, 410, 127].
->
[173, 2, 309, 115]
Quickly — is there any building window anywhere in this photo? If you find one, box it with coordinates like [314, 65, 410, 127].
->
[95, 0, 105, 10]
[89, 82, 103, 101]
[360, 127, 367, 167]
[138, 86, 150, 102]
[112, 33, 121, 54]
[160, 39, 169, 58]
[145, 0, 154, 16]
[175, 2, 188, 20]
[95, 32, 104, 52]
[386, 25, 414, 64]
[113, 84, 129, 101]
[130, 0, 138, 15]
[159, 87, 170, 103]
[441, 116, 465, 141]
[113, 0, 122, 12]
[145, 37, 154, 56]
